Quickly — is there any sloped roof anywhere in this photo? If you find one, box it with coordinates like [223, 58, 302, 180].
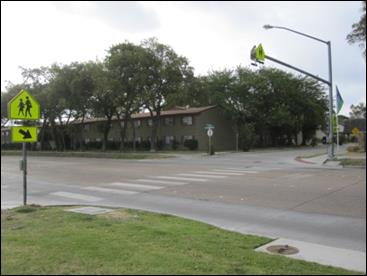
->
[77, 105, 217, 124]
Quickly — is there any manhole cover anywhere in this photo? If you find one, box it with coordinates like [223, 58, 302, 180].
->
[266, 245, 299, 255]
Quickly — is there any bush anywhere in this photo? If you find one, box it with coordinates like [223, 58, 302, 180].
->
[347, 145, 361, 152]
[172, 140, 179, 150]
[183, 139, 198, 150]
[140, 140, 151, 150]
[239, 124, 255, 152]
[350, 136, 358, 143]
[209, 144, 215, 155]
[338, 134, 346, 145]
[311, 137, 318, 147]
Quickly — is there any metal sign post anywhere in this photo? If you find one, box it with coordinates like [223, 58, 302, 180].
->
[8, 89, 40, 206]
[207, 128, 213, 155]
[22, 142, 27, 205]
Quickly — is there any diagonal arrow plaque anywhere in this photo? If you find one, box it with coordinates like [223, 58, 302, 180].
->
[18, 129, 32, 139]
[11, 126, 37, 143]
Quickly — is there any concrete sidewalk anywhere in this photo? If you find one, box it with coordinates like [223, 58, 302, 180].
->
[256, 238, 366, 273]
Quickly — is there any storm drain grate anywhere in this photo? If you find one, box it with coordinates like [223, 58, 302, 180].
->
[266, 245, 299, 255]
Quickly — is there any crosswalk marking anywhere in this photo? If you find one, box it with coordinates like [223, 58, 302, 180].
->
[136, 179, 187, 185]
[214, 169, 259, 174]
[154, 176, 208, 182]
[84, 186, 138, 195]
[195, 171, 243, 176]
[108, 182, 163, 190]
[51, 191, 103, 202]
[177, 173, 227, 179]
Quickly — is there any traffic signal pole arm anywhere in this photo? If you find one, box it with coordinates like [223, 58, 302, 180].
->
[264, 55, 331, 86]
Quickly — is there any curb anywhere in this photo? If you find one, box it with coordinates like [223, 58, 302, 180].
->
[294, 157, 316, 164]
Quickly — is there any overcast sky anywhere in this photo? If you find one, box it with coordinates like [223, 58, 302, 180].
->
[1, 1, 366, 116]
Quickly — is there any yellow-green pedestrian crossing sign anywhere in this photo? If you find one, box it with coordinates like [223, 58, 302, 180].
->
[11, 126, 38, 143]
[256, 44, 265, 62]
[250, 44, 266, 63]
[8, 89, 40, 120]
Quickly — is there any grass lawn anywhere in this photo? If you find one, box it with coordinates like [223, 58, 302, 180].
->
[338, 158, 366, 167]
[0, 150, 173, 160]
[1, 206, 361, 275]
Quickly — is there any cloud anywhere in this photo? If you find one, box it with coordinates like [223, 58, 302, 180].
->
[53, 1, 160, 33]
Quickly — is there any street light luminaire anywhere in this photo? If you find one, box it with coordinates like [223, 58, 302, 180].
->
[263, 24, 274, 30]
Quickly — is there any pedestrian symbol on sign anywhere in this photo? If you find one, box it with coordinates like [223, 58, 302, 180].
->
[18, 99, 25, 116]
[8, 89, 40, 120]
[25, 96, 32, 117]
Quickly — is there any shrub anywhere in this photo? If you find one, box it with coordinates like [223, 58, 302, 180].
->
[209, 144, 215, 155]
[184, 139, 198, 150]
[172, 140, 179, 150]
[350, 136, 358, 143]
[239, 124, 255, 152]
[311, 137, 318, 147]
[347, 145, 361, 152]
[338, 134, 346, 145]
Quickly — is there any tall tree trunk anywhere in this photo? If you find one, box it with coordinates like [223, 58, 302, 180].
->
[102, 116, 112, 152]
[117, 112, 129, 152]
[150, 109, 161, 152]
[79, 115, 86, 151]
[131, 119, 136, 152]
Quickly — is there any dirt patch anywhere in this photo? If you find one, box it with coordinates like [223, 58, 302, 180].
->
[97, 209, 137, 221]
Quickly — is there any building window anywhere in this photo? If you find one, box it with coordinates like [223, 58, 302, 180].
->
[147, 119, 153, 127]
[182, 135, 193, 143]
[164, 117, 174, 126]
[134, 120, 141, 128]
[182, 116, 193, 125]
[165, 136, 175, 145]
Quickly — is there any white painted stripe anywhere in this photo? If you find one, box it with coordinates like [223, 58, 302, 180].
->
[84, 186, 138, 195]
[214, 169, 258, 174]
[136, 179, 187, 185]
[195, 171, 243, 176]
[284, 173, 312, 179]
[178, 173, 227, 179]
[51, 191, 103, 202]
[108, 182, 163, 190]
[155, 176, 208, 182]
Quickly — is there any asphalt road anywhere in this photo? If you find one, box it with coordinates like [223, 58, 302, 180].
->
[1, 146, 366, 252]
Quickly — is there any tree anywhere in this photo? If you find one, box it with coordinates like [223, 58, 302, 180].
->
[141, 38, 193, 151]
[350, 102, 366, 118]
[89, 62, 116, 152]
[347, 1, 366, 58]
[105, 42, 151, 151]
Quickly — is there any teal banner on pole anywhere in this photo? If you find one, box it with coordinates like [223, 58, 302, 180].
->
[336, 86, 344, 114]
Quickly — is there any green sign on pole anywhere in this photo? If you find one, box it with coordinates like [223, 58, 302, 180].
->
[205, 124, 215, 130]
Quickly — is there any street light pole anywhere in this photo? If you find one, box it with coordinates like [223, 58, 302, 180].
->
[263, 25, 334, 158]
